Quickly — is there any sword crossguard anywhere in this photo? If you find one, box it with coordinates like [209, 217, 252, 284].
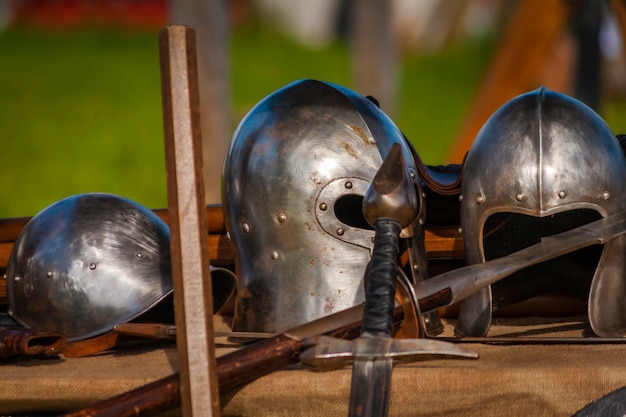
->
[300, 334, 478, 373]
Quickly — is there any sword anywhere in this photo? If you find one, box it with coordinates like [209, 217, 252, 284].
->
[410, 207, 626, 311]
[303, 144, 478, 417]
[302, 211, 626, 358]
[64, 207, 626, 417]
[300, 145, 626, 416]
[64, 153, 626, 417]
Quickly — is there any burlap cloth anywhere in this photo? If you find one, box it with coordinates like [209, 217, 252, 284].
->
[2, 315, 625, 416]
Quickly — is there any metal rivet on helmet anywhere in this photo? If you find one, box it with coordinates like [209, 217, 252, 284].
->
[457, 87, 626, 338]
[222, 79, 429, 334]
[6, 193, 173, 342]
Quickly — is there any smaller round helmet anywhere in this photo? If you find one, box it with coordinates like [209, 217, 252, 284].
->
[6, 193, 173, 341]
[222, 79, 433, 335]
[456, 87, 626, 337]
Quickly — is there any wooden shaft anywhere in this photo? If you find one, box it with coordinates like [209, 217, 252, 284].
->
[60, 306, 400, 417]
[0, 207, 465, 306]
[351, 0, 396, 115]
[0, 204, 226, 243]
[58, 338, 307, 417]
[0, 231, 463, 305]
[446, 0, 574, 163]
[611, 0, 626, 59]
[160, 24, 220, 417]
[60, 374, 181, 417]
[62, 281, 481, 417]
[0, 203, 461, 253]
[55, 279, 587, 417]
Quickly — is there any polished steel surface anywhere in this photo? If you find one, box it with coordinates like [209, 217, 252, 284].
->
[6, 193, 172, 341]
[222, 79, 429, 334]
[362, 143, 419, 229]
[458, 87, 626, 337]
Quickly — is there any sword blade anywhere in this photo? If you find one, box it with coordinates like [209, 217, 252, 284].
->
[415, 210, 626, 310]
[348, 336, 395, 417]
[349, 356, 393, 417]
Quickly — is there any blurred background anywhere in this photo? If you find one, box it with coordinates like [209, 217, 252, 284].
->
[1, 0, 625, 218]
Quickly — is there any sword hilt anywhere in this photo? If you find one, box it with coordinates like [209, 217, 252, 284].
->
[361, 219, 401, 336]
[361, 143, 419, 337]
[300, 146, 479, 417]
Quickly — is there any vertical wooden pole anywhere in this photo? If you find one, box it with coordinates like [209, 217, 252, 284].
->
[160, 25, 220, 417]
[168, 0, 230, 205]
[611, 0, 626, 57]
[352, 0, 397, 116]
[445, 0, 573, 163]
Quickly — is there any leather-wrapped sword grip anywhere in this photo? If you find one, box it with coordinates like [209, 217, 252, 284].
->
[361, 219, 401, 337]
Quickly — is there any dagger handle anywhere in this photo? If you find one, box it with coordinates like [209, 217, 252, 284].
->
[361, 219, 401, 337]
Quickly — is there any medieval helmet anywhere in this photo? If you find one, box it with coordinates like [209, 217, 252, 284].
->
[6, 193, 173, 342]
[456, 87, 626, 338]
[222, 79, 431, 334]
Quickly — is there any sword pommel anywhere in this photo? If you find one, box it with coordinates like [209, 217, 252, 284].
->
[362, 143, 419, 229]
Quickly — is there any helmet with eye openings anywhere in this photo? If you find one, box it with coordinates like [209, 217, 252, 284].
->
[222, 79, 433, 334]
[457, 87, 626, 338]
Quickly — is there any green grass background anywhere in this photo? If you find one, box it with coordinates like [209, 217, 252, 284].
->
[1, 26, 624, 218]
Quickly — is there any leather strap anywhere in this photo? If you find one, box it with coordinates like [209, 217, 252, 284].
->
[406, 136, 464, 196]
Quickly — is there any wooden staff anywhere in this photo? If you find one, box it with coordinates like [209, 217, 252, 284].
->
[0, 206, 465, 305]
[59, 302, 406, 417]
[445, 0, 575, 163]
[0, 204, 226, 244]
[160, 24, 220, 417]
[59, 206, 621, 416]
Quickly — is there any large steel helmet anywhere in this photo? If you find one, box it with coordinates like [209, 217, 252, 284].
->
[457, 87, 626, 337]
[222, 79, 430, 334]
[6, 193, 173, 341]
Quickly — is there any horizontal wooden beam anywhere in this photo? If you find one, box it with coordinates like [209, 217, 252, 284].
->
[0, 207, 464, 305]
